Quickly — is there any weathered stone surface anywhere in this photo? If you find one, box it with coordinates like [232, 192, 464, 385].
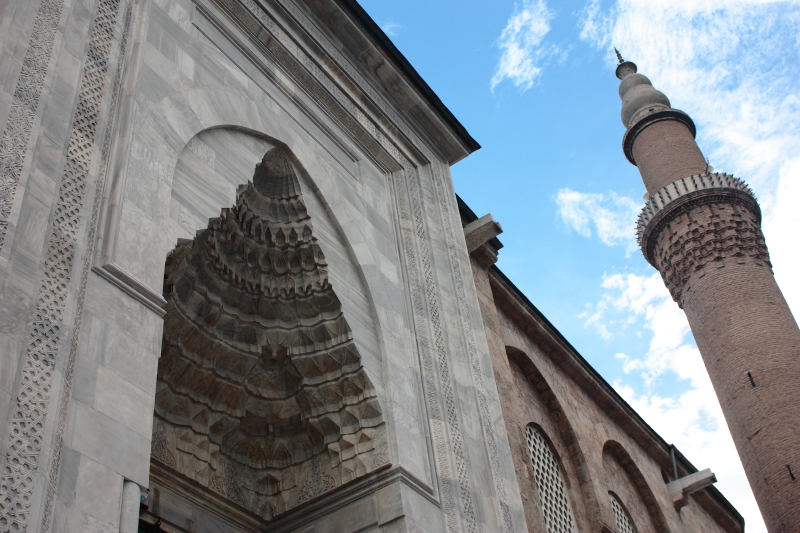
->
[0, 1, 750, 533]
[154, 146, 388, 519]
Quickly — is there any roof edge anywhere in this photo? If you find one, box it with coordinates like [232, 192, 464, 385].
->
[333, 0, 481, 155]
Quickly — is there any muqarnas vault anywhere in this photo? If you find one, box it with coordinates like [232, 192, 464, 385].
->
[153, 146, 387, 519]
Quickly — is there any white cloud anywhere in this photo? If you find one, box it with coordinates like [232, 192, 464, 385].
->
[578, 0, 800, 319]
[380, 21, 401, 37]
[491, 0, 558, 91]
[577, 6, 800, 528]
[600, 273, 699, 385]
[588, 272, 765, 531]
[555, 188, 641, 254]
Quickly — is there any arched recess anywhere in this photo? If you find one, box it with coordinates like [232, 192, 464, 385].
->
[150, 136, 388, 520]
[603, 441, 669, 533]
[99, 87, 385, 353]
[610, 491, 638, 533]
[525, 423, 578, 533]
[506, 347, 603, 529]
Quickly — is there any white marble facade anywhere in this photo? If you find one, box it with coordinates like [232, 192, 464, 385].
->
[0, 0, 525, 531]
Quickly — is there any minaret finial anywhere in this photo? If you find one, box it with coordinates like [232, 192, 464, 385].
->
[614, 47, 624, 65]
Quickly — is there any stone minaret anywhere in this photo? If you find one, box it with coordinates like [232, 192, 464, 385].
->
[616, 57, 800, 531]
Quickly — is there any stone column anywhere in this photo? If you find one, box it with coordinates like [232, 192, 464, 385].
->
[119, 480, 141, 533]
[617, 59, 800, 531]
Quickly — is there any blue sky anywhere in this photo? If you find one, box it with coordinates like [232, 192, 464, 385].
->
[359, 0, 800, 530]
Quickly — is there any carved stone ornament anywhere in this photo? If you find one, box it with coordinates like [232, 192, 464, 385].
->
[636, 173, 770, 305]
[200, 1, 511, 529]
[0, 0, 66, 250]
[0, 0, 125, 530]
[152, 147, 387, 520]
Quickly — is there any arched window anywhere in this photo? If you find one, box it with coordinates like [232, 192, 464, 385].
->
[610, 492, 637, 533]
[525, 425, 577, 533]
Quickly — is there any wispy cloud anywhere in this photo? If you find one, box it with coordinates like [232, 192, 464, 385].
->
[578, 0, 800, 318]
[380, 21, 401, 37]
[580, 272, 666, 340]
[491, 0, 558, 91]
[577, 6, 800, 527]
[587, 271, 765, 530]
[597, 273, 697, 385]
[555, 188, 640, 254]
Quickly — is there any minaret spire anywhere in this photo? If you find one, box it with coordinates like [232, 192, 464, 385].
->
[617, 60, 800, 531]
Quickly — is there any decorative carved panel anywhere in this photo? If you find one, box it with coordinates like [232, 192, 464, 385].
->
[152, 146, 387, 520]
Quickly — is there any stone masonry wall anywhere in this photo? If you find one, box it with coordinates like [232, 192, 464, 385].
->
[466, 251, 741, 533]
[649, 198, 800, 531]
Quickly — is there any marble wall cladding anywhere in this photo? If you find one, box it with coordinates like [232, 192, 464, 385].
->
[103, 1, 444, 527]
[0, 0, 523, 530]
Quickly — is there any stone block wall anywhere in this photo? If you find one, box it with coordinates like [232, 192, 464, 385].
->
[0, 0, 525, 531]
[466, 243, 743, 533]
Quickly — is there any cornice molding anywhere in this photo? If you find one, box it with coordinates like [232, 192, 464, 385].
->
[637, 173, 759, 257]
[146, 462, 433, 533]
[93, 262, 168, 316]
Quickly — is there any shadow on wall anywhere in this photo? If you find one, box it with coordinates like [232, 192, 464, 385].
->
[150, 138, 388, 520]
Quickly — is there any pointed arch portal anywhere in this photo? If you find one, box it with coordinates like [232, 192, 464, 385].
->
[151, 146, 387, 520]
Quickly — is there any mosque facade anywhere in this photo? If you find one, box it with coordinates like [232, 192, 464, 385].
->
[2, 0, 790, 531]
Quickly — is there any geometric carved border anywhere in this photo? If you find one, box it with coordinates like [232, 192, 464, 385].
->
[392, 163, 473, 533]
[0, 0, 66, 251]
[0, 0, 124, 530]
[41, 3, 133, 531]
[430, 158, 514, 532]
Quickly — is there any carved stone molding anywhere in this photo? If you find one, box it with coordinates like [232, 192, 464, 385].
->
[41, 4, 133, 531]
[0, 0, 126, 530]
[0, 0, 66, 251]
[199, 1, 496, 529]
[153, 147, 387, 520]
[147, 462, 430, 533]
[256, 1, 514, 528]
[92, 262, 168, 316]
[636, 173, 770, 305]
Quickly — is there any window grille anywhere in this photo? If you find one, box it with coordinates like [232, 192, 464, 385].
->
[525, 425, 577, 533]
[610, 493, 637, 533]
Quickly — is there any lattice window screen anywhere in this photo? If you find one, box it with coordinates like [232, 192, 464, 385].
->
[525, 425, 577, 533]
[610, 493, 637, 533]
